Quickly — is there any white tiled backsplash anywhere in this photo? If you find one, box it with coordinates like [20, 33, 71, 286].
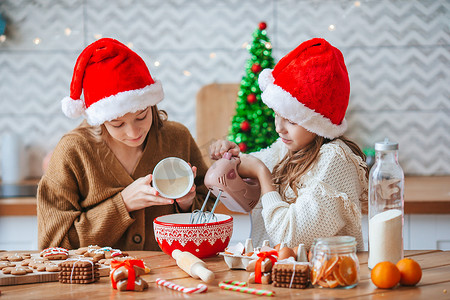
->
[0, 0, 449, 179]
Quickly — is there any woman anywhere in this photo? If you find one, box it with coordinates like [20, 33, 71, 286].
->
[38, 38, 210, 251]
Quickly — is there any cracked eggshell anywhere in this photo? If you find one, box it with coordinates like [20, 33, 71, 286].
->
[219, 252, 255, 270]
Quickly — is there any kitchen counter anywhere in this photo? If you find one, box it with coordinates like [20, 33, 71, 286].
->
[0, 250, 449, 299]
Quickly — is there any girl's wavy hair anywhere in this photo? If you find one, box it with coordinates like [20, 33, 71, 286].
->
[75, 105, 167, 142]
[272, 135, 368, 205]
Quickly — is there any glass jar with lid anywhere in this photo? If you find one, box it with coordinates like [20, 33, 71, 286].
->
[368, 138, 404, 269]
[310, 236, 359, 289]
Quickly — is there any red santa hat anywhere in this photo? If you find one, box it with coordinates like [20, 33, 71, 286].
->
[258, 38, 350, 139]
[61, 38, 163, 126]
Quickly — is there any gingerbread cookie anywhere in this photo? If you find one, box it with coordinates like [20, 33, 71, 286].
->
[272, 262, 310, 289]
[35, 264, 47, 272]
[248, 272, 272, 284]
[40, 247, 69, 260]
[3, 266, 33, 275]
[7, 253, 24, 262]
[112, 265, 146, 282]
[116, 277, 148, 292]
[59, 260, 99, 284]
[75, 245, 100, 255]
[46, 264, 61, 272]
[0, 261, 15, 269]
[28, 258, 47, 269]
[82, 246, 127, 262]
[0, 254, 9, 261]
[21, 259, 32, 266]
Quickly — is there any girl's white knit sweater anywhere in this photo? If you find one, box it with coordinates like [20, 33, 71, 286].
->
[249, 138, 367, 251]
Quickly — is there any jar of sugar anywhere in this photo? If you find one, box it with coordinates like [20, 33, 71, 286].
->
[368, 138, 404, 269]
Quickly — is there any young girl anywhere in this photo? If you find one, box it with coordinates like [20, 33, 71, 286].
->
[38, 38, 211, 251]
[210, 38, 368, 251]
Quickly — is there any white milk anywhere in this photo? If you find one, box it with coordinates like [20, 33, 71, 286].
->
[154, 176, 189, 198]
[368, 209, 403, 269]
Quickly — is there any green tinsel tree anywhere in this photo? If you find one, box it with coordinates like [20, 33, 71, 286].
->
[228, 22, 278, 153]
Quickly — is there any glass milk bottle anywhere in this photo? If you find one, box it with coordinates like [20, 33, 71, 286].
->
[368, 138, 404, 269]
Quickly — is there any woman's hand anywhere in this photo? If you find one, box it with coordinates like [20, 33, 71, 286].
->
[238, 154, 276, 195]
[209, 139, 240, 160]
[121, 174, 173, 212]
[174, 166, 197, 212]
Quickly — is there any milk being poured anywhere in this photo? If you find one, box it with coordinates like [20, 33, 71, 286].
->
[368, 209, 403, 269]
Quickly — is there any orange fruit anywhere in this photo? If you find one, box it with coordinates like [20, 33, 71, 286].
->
[339, 256, 358, 286]
[311, 254, 326, 285]
[317, 279, 329, 288]
[396, 258, 422, 286]
[371, 261, 401, 289]
[323, 255, 339, 278]
[325, 273, 340, 288]
[333, 263, 347, 286]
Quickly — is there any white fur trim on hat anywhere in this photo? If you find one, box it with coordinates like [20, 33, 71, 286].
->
[85, 80, 164, 126]
[259, 69, 347, 139]
[61, 96, 86, 119]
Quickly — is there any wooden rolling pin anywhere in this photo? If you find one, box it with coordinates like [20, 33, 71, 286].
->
[171, 250, 215, 283]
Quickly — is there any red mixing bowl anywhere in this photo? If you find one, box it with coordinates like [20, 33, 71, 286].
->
[153, 213, 233, 258]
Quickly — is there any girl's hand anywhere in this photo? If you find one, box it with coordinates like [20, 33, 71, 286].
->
[121, 174, 173, 212]
[237, 154, 266, 179]
[174, 165, 197, 212]
[238, 154, 276, 195]
[210, 139, 240, 160]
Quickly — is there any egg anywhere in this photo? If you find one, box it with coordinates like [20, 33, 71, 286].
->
[274, 244, 281, 251]
[278, 247, 296, 260]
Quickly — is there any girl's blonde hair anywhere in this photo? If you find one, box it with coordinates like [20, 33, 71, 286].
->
[272, 136, 368, 204]
[75, 105, 167, 142]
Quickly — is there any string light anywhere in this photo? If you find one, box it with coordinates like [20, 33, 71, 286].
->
[183, 70, 191, 77]
[33, 38, 41, 45]
[209, 52, 216, 59]
[328, 24, 336, 31]
[354, 1, 361, 7]
[241, 42, 248, 49]
[265, 42, 272, 49]
[64, 28, 72, 36]
[127, 42, 134, 49]
[94, 34, 102, 40]
[0, 35, 5, 43]
[154, 61, 160, 67]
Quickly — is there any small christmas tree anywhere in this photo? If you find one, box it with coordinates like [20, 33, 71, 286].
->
[228, 22, 278, 153]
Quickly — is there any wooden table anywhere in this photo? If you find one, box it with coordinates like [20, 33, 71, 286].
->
[0, 250, 449, 299]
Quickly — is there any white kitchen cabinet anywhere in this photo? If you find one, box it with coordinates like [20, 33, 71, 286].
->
[1, 214, 448, 251]
[0, 216, 38, 250]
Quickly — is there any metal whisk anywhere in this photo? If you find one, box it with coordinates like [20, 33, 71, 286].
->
[190, 190, 222, 224]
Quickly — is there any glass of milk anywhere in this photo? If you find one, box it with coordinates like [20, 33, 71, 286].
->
[368, 138, 404, 269]
[152, 157, 194, 199]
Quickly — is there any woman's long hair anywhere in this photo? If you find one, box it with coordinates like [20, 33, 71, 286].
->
[272, 135, 368, 204]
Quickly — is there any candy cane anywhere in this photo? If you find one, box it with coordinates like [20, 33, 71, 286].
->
[219, 281, 275, 297]
[155, 278, 208, 293]
[221, 280, 247, 287]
